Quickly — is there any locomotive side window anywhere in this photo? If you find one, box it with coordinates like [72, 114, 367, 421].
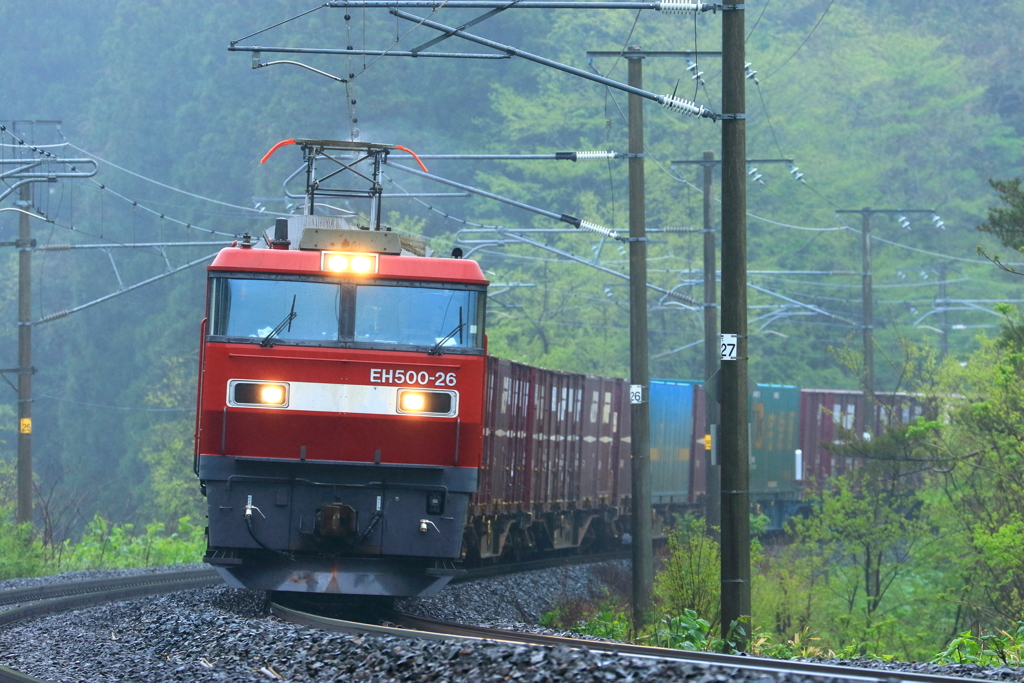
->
[354, 286, 482, 349]
[209, 278, 342, 341]
[208, 276, 485, 352]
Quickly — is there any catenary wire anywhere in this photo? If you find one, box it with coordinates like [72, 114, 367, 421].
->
[761, 0, 836, 81]
[36, 394, 191, 412]
[62, 138, 295, 218]
[745, 0, 770, 42]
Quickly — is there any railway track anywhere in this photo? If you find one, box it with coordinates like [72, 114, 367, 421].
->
[0, 561, 1010, 683]
[0, 555, 621, 682]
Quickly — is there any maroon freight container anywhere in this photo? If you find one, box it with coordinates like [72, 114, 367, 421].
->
[612, 379, 631, 505]
[592, 376, 627, 505]
[478, 358, 532, 512]
[798, 389, 927, 486]
[798, 389, 865, 483]
[477, 358, 630, 516]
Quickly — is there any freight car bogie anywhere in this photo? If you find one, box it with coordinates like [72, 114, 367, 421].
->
[461, 504, 626, 565]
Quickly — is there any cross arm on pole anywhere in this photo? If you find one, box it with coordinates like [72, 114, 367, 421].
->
[329, 1, 719, 10]
[229, 44, 510, 60]
[409, 5, 510, 54]
[388, 161, 626, 240]
[586, 50, 722, 59]
[672, 157, 793, 165]
[836, 208, 936, 216]
[0, 161, 99, 203]
[389, 9, 718, 120]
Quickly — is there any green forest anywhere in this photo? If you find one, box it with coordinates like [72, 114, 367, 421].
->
[1, 0, 1023, 660]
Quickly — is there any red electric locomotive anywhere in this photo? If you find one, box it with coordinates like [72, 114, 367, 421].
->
[195, 140, 488, 596]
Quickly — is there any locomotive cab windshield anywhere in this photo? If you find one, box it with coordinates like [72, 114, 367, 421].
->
[207, 275, 485, 354]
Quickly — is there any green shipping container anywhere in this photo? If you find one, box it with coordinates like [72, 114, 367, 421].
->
[749, 383, 801, 499]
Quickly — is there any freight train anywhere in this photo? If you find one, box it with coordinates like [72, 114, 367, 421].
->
[194, 139, 924, 597]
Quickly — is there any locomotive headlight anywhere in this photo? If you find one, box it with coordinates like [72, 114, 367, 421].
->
[400, 392, 426, 411]
[229, 381, 289, 407]
[325, 254, 349, 272]
[260, 385, 286, 405]
[396, 389, 456, 416]
[321, 251, 378, 274]
[350, 255, 373, 273]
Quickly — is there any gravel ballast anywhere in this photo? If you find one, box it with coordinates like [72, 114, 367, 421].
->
[0, 564, 1022, 683]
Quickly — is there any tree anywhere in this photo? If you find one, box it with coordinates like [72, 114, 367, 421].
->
[783, 469, 943, 658]
[920, 305, 1024, 632]
[654, 517, 722, 633]
[977, 178, 1024, 273]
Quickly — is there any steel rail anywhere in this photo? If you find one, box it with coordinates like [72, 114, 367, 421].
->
[270, 604, 1002, 683]
[0, 567, 221, 624]
[451, 550, 631, 582]
[0, 567, 222, 683]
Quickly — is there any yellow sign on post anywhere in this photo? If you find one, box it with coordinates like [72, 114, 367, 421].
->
[19, 418, 31, 434]
[704, 433, 712, 451]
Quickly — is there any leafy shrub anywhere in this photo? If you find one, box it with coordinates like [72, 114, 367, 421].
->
[56, 514, 205, 571]
[653, 517, 722, 632]
[574, 605, 632, 641]
[0, 507, 45, 581]
[647, 609, 713, 650]
[933, 625, 1024, 666]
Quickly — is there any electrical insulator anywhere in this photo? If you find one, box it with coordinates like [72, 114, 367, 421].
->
[579, 220, 620, 241]
[660, 94, 709, 118]
[575, 151, 615, 161]
[659, 0, 709, 14]
[38, 310, 71, 324]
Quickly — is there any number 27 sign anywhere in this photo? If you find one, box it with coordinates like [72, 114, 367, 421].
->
[720, 334, 738, 361]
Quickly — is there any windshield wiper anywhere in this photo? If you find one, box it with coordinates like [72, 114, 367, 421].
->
[260, 295, 298, 348]
[428, 307, 463, 356]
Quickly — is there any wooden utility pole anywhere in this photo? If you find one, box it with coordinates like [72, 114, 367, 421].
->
[17, 184, 33, 524]
[625, 47, 654, 629]
[2, 119, 95, 525]
[719, 2, 750, 651]
[862, 210, 874, 395]
[937, 263, 949, 360]
[836, 207, 936, 396]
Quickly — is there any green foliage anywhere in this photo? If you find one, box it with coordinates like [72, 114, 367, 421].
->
[55, 514, 205, 571]
[977, 178, 1024, 255]
[134, 355, 204, 527]
[573, 605, 633, 641]
[647, 609, 713, 651]
[653, 517, 722, 632]
[778, 472, 942, 657]
[0, 507, 46, 581]
[933, 625, 1024, 667]
[916, 330, 1024, 630]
